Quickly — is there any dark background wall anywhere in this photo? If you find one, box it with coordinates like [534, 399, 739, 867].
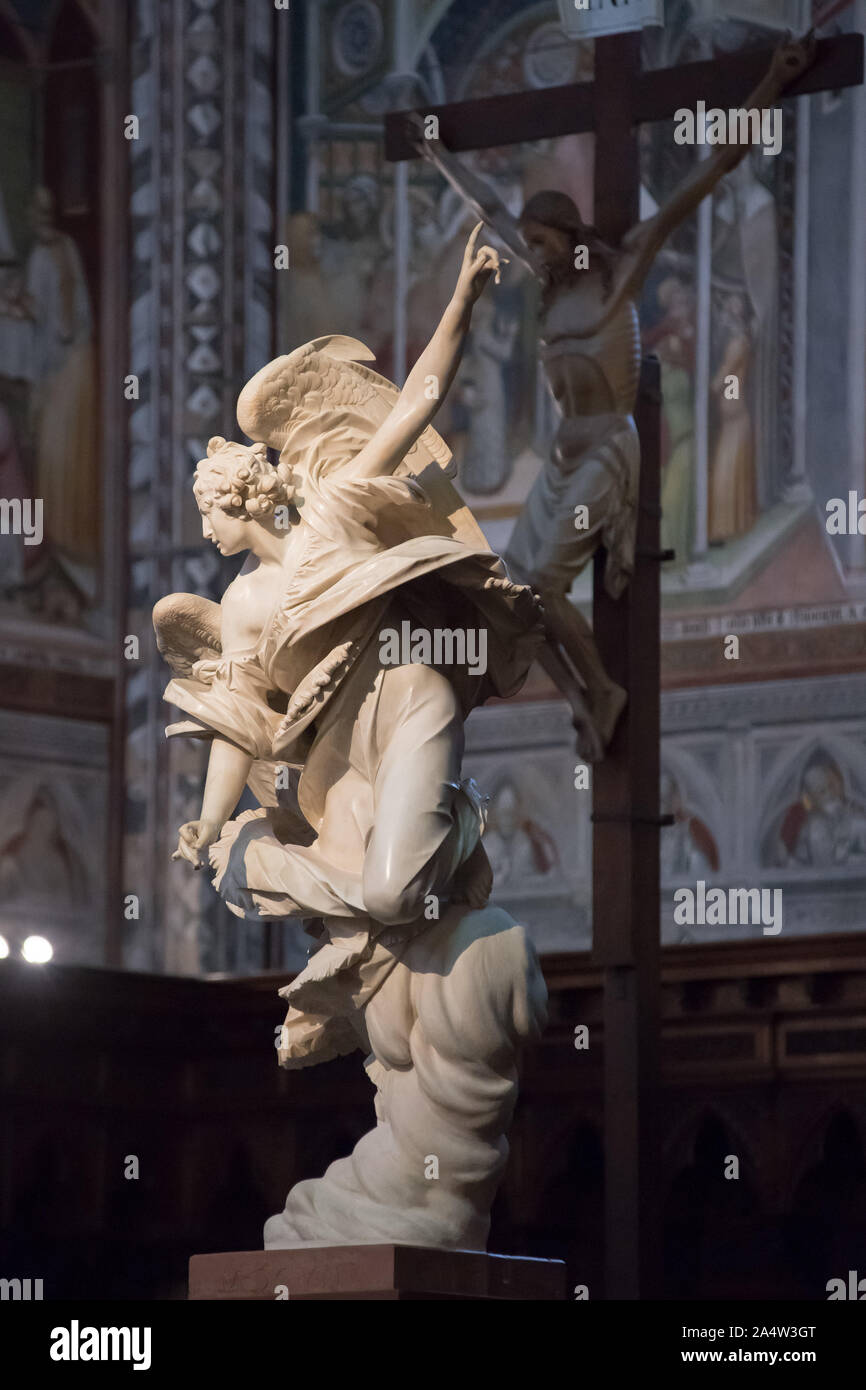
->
[2, 939, 865, 1300]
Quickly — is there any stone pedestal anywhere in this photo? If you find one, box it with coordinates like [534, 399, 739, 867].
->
[189, 1246, 567, 1301]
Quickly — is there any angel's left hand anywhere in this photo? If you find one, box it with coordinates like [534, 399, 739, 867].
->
[456, 222, 507, 305]
[172, 819, 222, 869]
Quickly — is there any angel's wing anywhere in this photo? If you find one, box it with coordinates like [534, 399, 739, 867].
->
[153, 592, 222, 680]
[237, 336, 454, 479]
[237, 337, 490, 552]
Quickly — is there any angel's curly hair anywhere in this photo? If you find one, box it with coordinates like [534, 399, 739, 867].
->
[193, 436, 296, 519]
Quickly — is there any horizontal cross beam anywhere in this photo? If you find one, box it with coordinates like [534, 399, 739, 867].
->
[385, 33, 863, 161]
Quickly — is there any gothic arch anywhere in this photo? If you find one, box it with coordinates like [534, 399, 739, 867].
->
[757, 732, 866, 866]
[761, 733, 866, 826]
[661, 744, 723, 823]
[0, 2, 39, 61]
[45, 0, 102, 50]
[664, 1101, 759, 1187]
[0, 0, 101, 61]
[784, 1106, 866, 1293]
[784, 1102, 866, 1208]
[663, 1108, 766, 1298]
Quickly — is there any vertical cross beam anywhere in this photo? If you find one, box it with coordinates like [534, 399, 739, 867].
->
[591, 34, 662, 1300]
[592, 33, 641, 242]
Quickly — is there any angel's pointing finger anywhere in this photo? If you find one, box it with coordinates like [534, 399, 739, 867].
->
[465, 221, 483, 261]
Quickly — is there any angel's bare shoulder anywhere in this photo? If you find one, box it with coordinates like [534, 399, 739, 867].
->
[221, 564, 284, 655]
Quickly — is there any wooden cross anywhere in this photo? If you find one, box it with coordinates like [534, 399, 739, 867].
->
[385, 21, 863, 1298]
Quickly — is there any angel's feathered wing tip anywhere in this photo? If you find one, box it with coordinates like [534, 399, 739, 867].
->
[236, 336, 378, 444]
[309, 335, 376, 362]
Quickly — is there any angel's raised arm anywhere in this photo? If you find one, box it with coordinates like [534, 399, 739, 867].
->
[352, 224, 503, 480]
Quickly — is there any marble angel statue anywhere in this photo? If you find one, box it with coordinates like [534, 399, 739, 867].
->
[154, 227, 548, 1252]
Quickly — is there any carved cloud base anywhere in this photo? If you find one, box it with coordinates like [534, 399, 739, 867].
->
[264, 905, 548, 1252]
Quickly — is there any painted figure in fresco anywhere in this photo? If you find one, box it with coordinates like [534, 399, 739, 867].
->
[712, 151, 780, 512]
[483, 776, 559, 888]
[644, 276, 696, 567]
[25, 187, 97, 572]
[319, 173, 386, 346]
[709, 292, 756, 543]
[154, 227, 548, 1251]
[775, 752, 866, 869]
[277, 211, 339, 348]
[0, 783, 88, 908]
[659, 770, 719, 881]
[0, 184, 96, 620]
[412, 36, 815, 759]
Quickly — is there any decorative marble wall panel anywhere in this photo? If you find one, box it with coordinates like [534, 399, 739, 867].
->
[124, 0, 275, 973]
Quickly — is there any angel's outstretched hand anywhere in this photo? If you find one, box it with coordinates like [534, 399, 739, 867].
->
[455, 222, 507, 305]
[172, 820, 222, 870]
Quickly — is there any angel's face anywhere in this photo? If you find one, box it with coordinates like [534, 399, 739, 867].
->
[201, 506, 249, 556]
